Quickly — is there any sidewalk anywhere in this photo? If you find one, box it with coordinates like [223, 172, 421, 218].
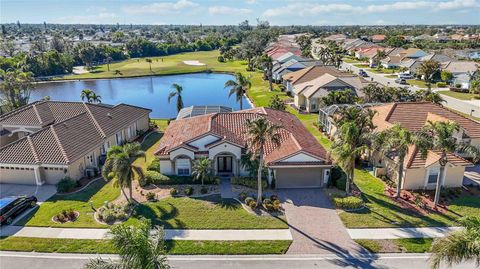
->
[347, 227, 463, 240]
[0, 226, 292, 241]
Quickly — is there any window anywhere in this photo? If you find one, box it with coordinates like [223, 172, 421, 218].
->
[311, 104, 317, 110]
[427, 167, 439, 184]
[176, 158, 190, 176]
[178, 168, 190, 176]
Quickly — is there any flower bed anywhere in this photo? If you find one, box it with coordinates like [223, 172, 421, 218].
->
[236, 192, 284, 217]
[52, 209, 79, 224]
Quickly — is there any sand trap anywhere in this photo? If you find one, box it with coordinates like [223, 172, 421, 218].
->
[183, 60, 206, 66]
[72, 66, 89, 74]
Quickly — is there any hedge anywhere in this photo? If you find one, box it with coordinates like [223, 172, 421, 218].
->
[147, 159, 160, 172]
[332, 195, 364, 210]
[231, 177, 268, 189]
[56, 177, 77, 193]
[331, 166, 347, 191]
[142, 171, 219, 186]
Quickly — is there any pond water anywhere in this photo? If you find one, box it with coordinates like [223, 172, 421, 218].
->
[31, 73, 251, 118]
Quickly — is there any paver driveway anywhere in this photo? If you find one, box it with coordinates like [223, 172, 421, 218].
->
[278, 188, 363, 255]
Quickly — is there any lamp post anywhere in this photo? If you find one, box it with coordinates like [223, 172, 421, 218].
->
[434, 151, 448, 206]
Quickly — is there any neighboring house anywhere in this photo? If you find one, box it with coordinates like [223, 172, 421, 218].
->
[371, 35, 386, 43]
[381, 48, 428, 69]
[155, 107, 332, 188]
[343, 39, 379, 55]
[274, 52, 305, 65]
[370, 102, 478, 190]
[442, 61, 478, 89]
[403, 53, 452, 75]
[323, 34, 348, 43]
[0, 101, 151, 185]
[176, 106, 232, 120]
[282, 65, 342, 93]
[293, 73, 370, 113]
[272, 59, 321, 82]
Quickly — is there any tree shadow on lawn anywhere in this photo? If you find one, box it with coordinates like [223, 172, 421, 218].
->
[191, 195, 240, 211]
[132, 202, 185, 229]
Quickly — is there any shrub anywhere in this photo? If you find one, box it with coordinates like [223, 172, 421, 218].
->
[184, 187, 193, 196]
[270, 194, 279, 201]
[97, 203, 131, 224]
[331, 167, 347, 191]
[170, 188, 178, 196]
[146, 192, 156, 201]
[217, 55, 225, 62]
[436, 82, 447, 87]
[147, 159, 160, 172]
[244, 197, 255, 206]
[231, 177, 268, 189]
[200, 186, 208, 194]
[248, 200, 257, 209]
[278, 85, 286, 92]
[273, 199, 282, 211]
[54, 209, 77, 223]
[56, 177, 77, 193]
[238, 192, 248, 201]
[332, 195, 363, 210]
[263, 198, 274, 211]
[145, 171, 170, 185]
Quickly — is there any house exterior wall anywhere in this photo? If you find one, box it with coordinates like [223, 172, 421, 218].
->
[208, 143, 242, 160]
[170, 148, 195, 160]
[403, 164, 465, 190]
[42, 166, 68, 185]
[281, 153, 322, 162]
[136, 116, 150, 132]
[443, 165, 466, 188]
[403, 168, 427, 190]
[159, 160, 173, 175]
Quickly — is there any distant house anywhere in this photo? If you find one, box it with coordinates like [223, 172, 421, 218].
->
[272, 59, 321, 82]
[442, 61, 479, 89]
[381, 48, 428, 69]
[404, 53, 452, 75]
[0, 101, 151, 185]
[371, 35, 386, 43]
[155, 107, 332, 188]
[323, 34, 347, 43]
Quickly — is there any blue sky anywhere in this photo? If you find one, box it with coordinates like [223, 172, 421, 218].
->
[1, 0, 479, 25]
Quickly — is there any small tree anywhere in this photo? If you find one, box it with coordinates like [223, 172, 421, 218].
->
[440, 70, 453, 83]
[0, 70, 33, 112]
[146, 58, 153, 72]
[168, 83, 184, 113]
[192, 158, 212, 186]
[418, 60, 440, 83]
[268, 95, 286, 111]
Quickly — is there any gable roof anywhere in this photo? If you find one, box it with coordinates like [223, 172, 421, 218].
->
[155, 107, 329, 165]
[0, 101, 151, 165]
[282, 65, 342, 85]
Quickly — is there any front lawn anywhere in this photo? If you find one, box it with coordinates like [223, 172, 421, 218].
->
[355, 238, 433, 253]
[438, 90, 478, 100]
[124, 195, 288, 229]
[0, 237, 291, 255]
[339, 169, 480, 228]
[16, 179, 119, 228]
[406, 79, 430, 88]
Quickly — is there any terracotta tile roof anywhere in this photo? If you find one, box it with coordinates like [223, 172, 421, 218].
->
[405, 147, 471, 168]
[0, 101, 151, 165]
[156, 107, 329, 165]
[282, 65, 342, 85]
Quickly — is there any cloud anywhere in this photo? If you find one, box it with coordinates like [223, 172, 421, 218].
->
[208, 6, 252, 15]
[123, 0, 199, 15]
[263, 0, 478, 17]
[246, 0, 256, 4]
[53, 12, 118, 24]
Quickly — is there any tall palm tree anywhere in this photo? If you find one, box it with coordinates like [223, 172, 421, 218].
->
[168, 83, 184, 113]
[429, 216, 480, 269]
[102, 143, 145, 201]
[146, 58, 153, 72]
[257, 54, 273, 91]
[192, 158, 212, 186]
[84, 219, 170, 269]
[80, 89, 93, 102]
[415, 121, 478, 205]
[90, 92, 102, 103]
[106, 56, 112, 72]
[374, 124, 413, 198]
[224, 72, 251, 110]
[245, 117, 281, 206]
[331, 107, 376, 193]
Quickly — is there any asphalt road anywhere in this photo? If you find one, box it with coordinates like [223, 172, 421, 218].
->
[0, 251, 476, 269]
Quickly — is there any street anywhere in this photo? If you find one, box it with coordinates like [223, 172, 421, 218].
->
[0, 251, 477, 269]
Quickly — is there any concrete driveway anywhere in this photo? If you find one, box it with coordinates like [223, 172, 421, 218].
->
[278, 188, 364, 255]
[0, 184, 56, 203]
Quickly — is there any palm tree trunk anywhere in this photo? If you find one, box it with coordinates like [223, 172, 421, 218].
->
[345, 167, 352, 194]
[396, 160, 404, 198]
[256, 154, 263, 206]
[268, 71, 273, 92]
[121, 187, 128, 201]
[129, 183, 133, 202]
[434, 164, 445, 206]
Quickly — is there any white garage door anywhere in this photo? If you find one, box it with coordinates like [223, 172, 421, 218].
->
[0, 167, 36, 185]
[276, 168, 322, 188]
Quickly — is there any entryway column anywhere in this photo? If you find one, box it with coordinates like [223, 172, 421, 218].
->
[34, 166, 44, 186]
[267, 169, 273, 186]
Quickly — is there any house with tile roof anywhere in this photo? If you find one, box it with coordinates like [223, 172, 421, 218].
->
[155, 107, 332, 188]
[0, 101, 151, 185]
[281, 65, 342, 93]
[370, 102, 477, 190]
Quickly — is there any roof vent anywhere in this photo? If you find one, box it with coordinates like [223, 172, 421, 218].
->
[107, 113, 112, 119]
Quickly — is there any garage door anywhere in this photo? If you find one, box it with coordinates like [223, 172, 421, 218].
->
[275, 167, 323, 188]
[0, 167, 36, 185]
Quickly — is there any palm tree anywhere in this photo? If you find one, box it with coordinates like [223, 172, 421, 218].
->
[106, 56, 112, 71]
[80, 89, 93, 102]
[374, 124, 413, 198]
[429, 216, 480, 269]
[257, 54, 273, 91]
[192, 158, 212, 186]
[168, 83, 184, 113]
[415, 121, 478, 206]
[417, 60, 441, 83]
[146, 58, 153, 72]
[224, 72, 251, 110]
[245, 117, 281, 206]
[90, 92, 102, 103]
[331, 107, 376, 193]
[84, 219, 170, 269]
[102, 143, 145, 201]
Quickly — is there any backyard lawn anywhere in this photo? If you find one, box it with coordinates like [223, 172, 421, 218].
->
[339, 169, 480, 228]
[124, 195, 289, 229]
[133, 118, 169, 170]
[0, 237, 291, 255]
[438, 90, 478, 100]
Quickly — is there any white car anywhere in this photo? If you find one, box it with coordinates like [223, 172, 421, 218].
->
[398, 73, 413, 79]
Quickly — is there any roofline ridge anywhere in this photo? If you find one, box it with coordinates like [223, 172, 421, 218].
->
[49, 125, 70, 164]
[26, 136, 41, 164]
[0, 100, 44, 122]
[32, 103, 43, 124]
[82, 103, 107, 138]
[405, 145, 418, 169]
[384, 103, 397, 122]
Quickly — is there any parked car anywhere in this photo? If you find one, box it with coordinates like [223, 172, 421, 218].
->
[358, 69, 368, 77]
[0, 196, 37, 225]
[398, 73, 413, 79]
[395, 78, 407, 85]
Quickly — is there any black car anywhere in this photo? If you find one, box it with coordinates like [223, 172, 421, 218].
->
[358, 69, 368, 77]
[0, 196, 37, 225]
[395, 78, 407, 85]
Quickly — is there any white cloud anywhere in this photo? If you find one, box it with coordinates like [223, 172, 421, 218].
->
[263, 0, 479, 17]
[123, 0, 199, 15]
[208, 6, 252, 15]
[53, 12, 118, 24]
[246, 0, 256, 4]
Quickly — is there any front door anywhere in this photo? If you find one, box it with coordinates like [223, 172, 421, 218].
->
[217, 156, 233, 173]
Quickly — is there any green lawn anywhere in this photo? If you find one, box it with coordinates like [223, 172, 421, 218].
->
[353, 63, 370, 68]
[0, 237, 291, 255]
[133, 118, 169, 170]
[124, 195, 288, 229]
[355, 238, 433, 253]
[406, 79, 430, 88]
[342, 58, 361, 64]
[16, 179, 119, 228]
[439, 90, 478, 100]
[386, 75, 398, 79]
[339, 169, 480, 228]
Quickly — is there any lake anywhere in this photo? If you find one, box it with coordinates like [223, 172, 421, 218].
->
[31, 73, 251, 118]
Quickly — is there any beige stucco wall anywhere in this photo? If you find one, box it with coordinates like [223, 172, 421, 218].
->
[208, 143, 242, 160]
[443, 165, 466, 188]
[403, 168, 427, 190]
[0, 166, 36, 185]
[403, 164, 465, 190]
[159, 159, 173, 175]
[136, 116, 150, 132]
